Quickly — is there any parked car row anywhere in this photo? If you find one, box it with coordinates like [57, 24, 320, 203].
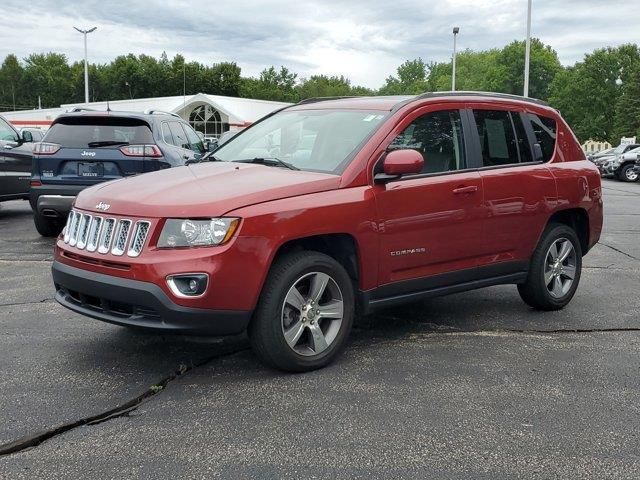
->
[0, 110, 216, 235]
[589, 143, 640, 182]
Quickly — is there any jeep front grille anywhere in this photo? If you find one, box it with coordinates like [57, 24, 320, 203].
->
[63, 210, 151, 258]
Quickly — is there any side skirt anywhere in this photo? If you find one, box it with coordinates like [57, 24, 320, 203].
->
[361, 265, 528, 314]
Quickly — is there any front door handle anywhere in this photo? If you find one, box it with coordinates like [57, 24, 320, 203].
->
[452, 185, 478, 195]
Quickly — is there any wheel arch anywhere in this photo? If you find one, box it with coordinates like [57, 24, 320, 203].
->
[269, 233, 361, 285]
[546, 208, 590, 255]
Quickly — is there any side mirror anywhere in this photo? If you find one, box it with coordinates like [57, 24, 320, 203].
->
[22, 131, 33, 143]
[206, 139, 218, 152]
[375, 149, 424, 183]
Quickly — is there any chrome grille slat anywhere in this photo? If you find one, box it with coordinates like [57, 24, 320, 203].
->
[86, 216, 103, 252]
[111, 220, 132, 256]
[127, 221, 150, 257]
[76, 214, 92, 250]
[66, 210, 151, 257]
[98, 218, 116, 254]
[63, 211, 77, 244]
[69, 212, 83, 247]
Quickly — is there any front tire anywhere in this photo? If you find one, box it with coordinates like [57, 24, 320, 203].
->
[518, 224, 582, 311]
[249, 251, 355, 372]
[33, 211, 63, 237]
[619, 164, 639, 182]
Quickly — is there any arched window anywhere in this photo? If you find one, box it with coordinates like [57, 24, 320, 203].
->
[189, 104, 229, 138]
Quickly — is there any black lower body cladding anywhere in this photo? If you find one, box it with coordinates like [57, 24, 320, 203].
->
[52, 261, 252, 336]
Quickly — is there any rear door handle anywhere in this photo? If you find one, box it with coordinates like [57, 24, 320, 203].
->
[452, 185, 478, 195]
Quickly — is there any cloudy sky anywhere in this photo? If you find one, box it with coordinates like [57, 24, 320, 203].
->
[2, 0, 639, 88]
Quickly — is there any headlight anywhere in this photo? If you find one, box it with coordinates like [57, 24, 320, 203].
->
[158, 218, 240, 248]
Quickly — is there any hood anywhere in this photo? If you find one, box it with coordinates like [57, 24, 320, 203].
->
[74, 162, 341, 217]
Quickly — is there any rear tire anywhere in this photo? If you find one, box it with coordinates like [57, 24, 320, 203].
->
[33, 212, 63, 237]
[518, 223, 582, 311]
[619, 164, 639, 182]
[249, 251, 355, 372]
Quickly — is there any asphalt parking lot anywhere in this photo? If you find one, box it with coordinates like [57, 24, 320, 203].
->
[0, 179, 639, 479]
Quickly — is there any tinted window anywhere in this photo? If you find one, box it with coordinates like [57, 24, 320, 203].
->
[162, 122, 175, 146]
[512, 114, 533, 163]
[0, 117, 18, 142]
[44, 117, 153, 148]
[528, 114, 556, 162]
[389, 110, 466, 174]
[473, 110, 519, 167]
[182, 123, 205, 154]
[168, 122, 190, 150]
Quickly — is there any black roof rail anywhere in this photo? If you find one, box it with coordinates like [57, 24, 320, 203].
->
[296, 96, 357, 105]
[144, 109, 181, 118]
[414, 91, 549, 107]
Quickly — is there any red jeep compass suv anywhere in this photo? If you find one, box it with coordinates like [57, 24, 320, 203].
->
[52, 93, 603, 372]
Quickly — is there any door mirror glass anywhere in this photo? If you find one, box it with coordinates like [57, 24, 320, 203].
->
[22, 130, 33, 143]
[383, 149, 424, 176]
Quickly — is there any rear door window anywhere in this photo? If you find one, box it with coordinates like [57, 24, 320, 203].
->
[473, 110, 519, 167]
[44, 117, 153, 147]
[168, 122, 190, 150]
[527, 114, 557, 162]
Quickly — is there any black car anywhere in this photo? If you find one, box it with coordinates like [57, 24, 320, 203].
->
[31, 109, 213, 236]
[0, 115, 36, 203]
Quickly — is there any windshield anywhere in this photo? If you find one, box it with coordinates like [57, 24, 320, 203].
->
[213, 109, 387, 173]
[612, 144, 628, 154]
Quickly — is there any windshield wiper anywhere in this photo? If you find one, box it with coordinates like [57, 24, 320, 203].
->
[87, 141, 129, 148]
[185, 153, 219, 165]
[234, 157, 300, 171]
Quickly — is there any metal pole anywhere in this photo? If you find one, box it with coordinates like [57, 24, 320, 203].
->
[524, 0, 532, 97]
[83, 32, 89, 104]
[452, 27, 459, 91]
[74, 27, 97, 106]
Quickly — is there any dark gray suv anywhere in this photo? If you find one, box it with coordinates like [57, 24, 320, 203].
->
[0, 114, 36, 203]
[30, 109, 211, 236]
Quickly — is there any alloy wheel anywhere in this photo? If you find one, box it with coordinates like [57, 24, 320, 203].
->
[281, 272, 344, 356]
[625, 168, 639, 181]
[544, 238, 577, 299]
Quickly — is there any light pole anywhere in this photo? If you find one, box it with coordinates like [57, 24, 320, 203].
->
[524, 0, 532, 97]
[74, 26, 97, 105]
[452, 27, 460, 91]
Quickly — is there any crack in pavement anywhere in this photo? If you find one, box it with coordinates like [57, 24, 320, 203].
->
[0, 340, 249, 457]
[597, 242, 640, 261]
[0, 298, 54, 308]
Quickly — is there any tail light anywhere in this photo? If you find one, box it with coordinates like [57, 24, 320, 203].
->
[120, 145, 163, 157]
[33, 142, 61, 155]
[30, 180, 42, 187]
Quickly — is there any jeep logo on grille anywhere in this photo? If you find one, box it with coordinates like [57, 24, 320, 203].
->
[95, 202, 111, 211]
[81, 151, 96, 157]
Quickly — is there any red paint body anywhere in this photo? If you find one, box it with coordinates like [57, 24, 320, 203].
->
[55, 94, 603, 320]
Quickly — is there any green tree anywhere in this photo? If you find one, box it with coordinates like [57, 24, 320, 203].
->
[0, 54, 25, 110]
[241, 66, 299, 102]
[613, 64, 640, 140]
[21, 53, 73, 108]
[549, 44, 640, 143]
[379, 58, 429, 95]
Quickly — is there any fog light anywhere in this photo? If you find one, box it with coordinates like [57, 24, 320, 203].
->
[166, 273, 208, 298]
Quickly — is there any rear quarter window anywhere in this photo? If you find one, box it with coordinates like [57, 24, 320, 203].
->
[44, 117, 154, 148]
[528, 114, 556, 162]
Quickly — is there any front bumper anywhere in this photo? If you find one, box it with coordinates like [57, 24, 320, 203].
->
[52, 260, 251, 335]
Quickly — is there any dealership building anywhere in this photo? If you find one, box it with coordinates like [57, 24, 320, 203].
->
[2, 93, 290, 138]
